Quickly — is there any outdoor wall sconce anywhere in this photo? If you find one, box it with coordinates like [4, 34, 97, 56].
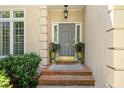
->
[64, 5, 68, 19]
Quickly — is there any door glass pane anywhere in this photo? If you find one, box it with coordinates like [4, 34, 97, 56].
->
[54, 25, 57, 42]
[13, 11, 24, 18]
[13, 22, 24, 54]
[0, 11, 10, 18]
[77, 25, 80, 42]
[0, 22, 10, 56]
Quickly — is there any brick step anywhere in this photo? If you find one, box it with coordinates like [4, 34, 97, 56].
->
[38, 75, 95, 86]
[42, 70, 92, 76]
[41, 64, 92, 76]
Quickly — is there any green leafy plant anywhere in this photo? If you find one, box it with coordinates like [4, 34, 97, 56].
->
[49, 43, 60, 63]
[74, 42, 85, 63]
[0, 52, 41, 88]
[0, 69, 12, 88]
[49, 43, 60, 52]
[74, 42, 84, 52]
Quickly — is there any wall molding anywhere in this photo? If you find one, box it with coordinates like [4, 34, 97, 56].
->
[106, 28, 114, 32]
[107, 65, 124, 71]
[108, 6, 124, 14]
[108, 47, 124, 50]
[106, 28, 124, 32]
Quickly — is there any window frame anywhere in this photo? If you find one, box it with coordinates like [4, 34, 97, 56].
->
[0, 10, 26, 58]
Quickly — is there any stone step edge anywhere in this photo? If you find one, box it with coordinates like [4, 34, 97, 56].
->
[41, 71, 92, 76]
[39, 75, 95, 81]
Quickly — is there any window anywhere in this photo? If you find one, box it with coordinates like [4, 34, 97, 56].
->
[0, 10, 25, 56]
[0, 22, 10, 56]
[76, 25, 80, 43]
[53, 24, 58, 43]
[54, 25, 57, 43]
[13, 22, 24, 54]
[13, 11, 24, 18]
[0, 11, 10, 18]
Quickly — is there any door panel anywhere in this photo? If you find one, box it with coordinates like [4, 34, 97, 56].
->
[59, 23, 75, 56]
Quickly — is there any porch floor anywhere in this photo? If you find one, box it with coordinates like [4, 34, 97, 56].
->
[38, 62, 95, 87]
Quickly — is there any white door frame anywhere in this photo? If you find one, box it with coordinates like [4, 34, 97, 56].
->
[52, 22, 82, 61]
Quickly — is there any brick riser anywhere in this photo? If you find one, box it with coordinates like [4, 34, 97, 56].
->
[38, 75, 95, 86]
[39, 80, 95, 86]
[42, 71, 92, 76]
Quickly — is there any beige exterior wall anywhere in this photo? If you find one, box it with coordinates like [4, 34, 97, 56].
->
[84, 5, 112, 87]
[48, 10, 84, 43]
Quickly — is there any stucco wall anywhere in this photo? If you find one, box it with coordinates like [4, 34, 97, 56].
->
[84, 5, 112, 87]
[48, 10, 84, 43]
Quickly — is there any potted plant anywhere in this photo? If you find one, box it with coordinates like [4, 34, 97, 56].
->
[74, 42, 85, 63]
[49, 43, 60, 64]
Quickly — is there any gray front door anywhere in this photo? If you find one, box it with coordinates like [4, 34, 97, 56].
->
[59, 23, 75, 56]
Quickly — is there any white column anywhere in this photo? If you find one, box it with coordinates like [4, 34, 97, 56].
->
[39, 5, 49, 66]
[106, 6, 124, 88]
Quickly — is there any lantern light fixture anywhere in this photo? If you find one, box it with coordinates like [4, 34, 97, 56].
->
[64, 5, 68, 19]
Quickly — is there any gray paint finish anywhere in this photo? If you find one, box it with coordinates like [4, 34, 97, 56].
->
[59, 23, 75, 56]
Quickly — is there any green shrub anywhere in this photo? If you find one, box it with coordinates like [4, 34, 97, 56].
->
[0, 69, 12, 88]
[0, 52, 41, 88]
[74, 42, 84, 52]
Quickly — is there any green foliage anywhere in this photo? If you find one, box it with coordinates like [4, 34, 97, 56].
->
[74, 43, 85, 64]
[0, 69, 12, 88]
[74, 42, 84, 52]
[49, 43, 60, 63]
[0, 52, 41, 88]
[49, 43, 60, 52]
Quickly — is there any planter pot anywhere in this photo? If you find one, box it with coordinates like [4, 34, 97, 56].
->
[76, 52, 84, 64]
[50, 52, 56, 64]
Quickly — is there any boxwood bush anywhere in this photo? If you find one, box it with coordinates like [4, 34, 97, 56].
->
[0, 69, 12, 88]
[0, 52, 41, 88]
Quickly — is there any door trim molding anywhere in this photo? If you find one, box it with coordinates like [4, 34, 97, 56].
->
[52, 22, 82, 61]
